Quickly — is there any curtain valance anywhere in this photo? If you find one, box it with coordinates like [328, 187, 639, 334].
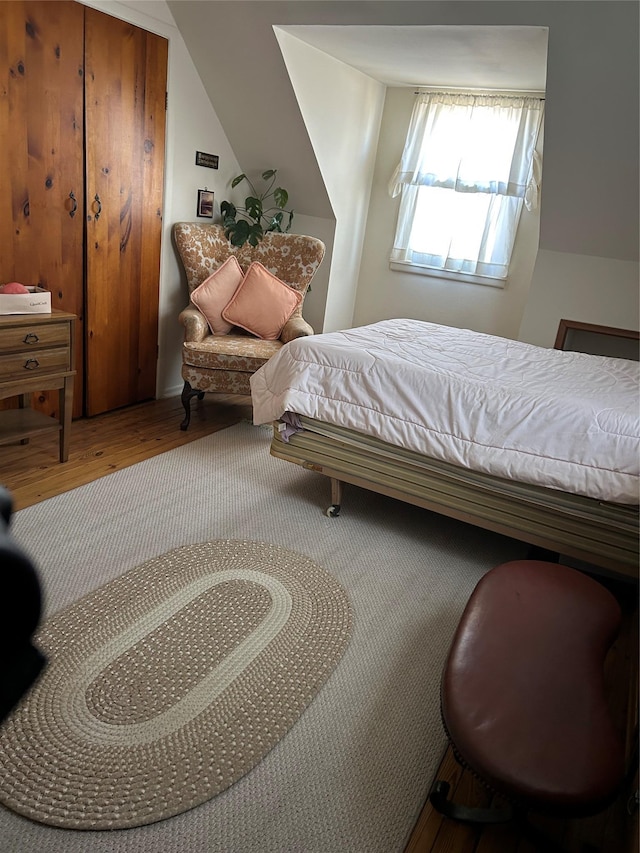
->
[389, 92, 544, 208]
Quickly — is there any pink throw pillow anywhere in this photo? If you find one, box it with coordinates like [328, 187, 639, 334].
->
[190, 256, 244, 335]
[222, 262, 302, 340]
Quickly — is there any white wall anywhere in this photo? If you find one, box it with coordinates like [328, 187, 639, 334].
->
[80, 0, 243, 399]
[517, 1, 640, 344]
[519, 251, 640, 347]
[275, 28, 385, 332]
[355, 87, 543, 338]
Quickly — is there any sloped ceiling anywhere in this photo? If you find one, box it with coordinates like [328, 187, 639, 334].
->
[168, 1, 333, 219]
[275, 24, 547, 90]
[166, 1, 548, 221]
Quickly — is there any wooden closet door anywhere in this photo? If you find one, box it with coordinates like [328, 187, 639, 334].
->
[0, 0, 84, 419]
[84, 8, 167, 417]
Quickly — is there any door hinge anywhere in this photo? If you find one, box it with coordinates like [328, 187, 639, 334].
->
[165, 92, 168, 111]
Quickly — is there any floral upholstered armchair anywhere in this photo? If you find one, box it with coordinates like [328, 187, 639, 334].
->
[174, 223, 325, 430]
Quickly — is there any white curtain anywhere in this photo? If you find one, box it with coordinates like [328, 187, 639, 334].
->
[389, 92, 544, 279]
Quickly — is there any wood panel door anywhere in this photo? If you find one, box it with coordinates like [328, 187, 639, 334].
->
[0, 0, 84, 418]
[84, 8, 167, 417]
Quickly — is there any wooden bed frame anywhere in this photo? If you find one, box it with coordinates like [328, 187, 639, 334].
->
[268, 321, 640, 582]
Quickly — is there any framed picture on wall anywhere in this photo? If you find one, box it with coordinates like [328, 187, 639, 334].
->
[197, 189, 214, 218]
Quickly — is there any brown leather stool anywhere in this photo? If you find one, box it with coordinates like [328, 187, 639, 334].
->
[430, 560, 627, 849]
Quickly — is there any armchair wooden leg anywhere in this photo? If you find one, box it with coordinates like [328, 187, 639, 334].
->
[180, 381, 205, 431]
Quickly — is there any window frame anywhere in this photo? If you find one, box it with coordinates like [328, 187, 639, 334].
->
[389, 90, 544, 286]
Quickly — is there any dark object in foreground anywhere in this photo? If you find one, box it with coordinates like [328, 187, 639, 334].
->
[0, 486, 45, 723]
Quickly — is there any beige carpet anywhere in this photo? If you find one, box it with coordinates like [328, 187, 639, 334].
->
[0, 541, 352, 829]
[2, 421, 527, 852]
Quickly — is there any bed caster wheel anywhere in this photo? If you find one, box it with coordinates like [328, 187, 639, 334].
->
[326, 504, 341, 518]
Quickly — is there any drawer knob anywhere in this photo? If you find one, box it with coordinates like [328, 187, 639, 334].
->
[23, 333, 39, 345]
[23, 358, 40, 370]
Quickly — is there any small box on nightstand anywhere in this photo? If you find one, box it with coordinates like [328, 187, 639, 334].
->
[0, 287, 52, 315]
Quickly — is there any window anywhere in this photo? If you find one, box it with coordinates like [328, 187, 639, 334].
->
[389, 92, 544, 283]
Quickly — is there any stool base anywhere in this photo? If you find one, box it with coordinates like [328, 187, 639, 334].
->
[429, 780, 513, 824]
[429, 778, 584, 853]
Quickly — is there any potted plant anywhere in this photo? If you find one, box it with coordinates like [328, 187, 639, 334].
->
[220, 169, 294, 248]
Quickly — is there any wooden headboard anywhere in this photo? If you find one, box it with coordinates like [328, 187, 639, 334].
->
[554, 319, 640, 361]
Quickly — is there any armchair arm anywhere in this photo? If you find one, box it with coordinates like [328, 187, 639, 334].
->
[178, 304, 209, 343]
[280, 316, 314, 344]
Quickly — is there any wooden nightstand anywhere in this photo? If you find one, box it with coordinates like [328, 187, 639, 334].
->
[0, 311, 76, 462]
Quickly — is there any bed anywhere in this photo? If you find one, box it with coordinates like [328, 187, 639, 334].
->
[250, 319, 640, 580]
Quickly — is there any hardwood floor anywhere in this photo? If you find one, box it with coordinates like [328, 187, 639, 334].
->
[0, 393, 252, 511]
[1, 395, 637, 853]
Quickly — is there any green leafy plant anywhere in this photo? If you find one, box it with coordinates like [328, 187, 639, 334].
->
[220, 169, 294, 248]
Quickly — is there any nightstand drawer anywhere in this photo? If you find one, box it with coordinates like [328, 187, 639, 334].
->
[0, 347, 71, 381]
[0, 323, 70, 354]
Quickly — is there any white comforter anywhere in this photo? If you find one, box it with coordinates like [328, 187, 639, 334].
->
[250, 319, 640, 505]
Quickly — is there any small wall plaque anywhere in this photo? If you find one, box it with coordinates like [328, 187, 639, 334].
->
[195, 151, 219, 169]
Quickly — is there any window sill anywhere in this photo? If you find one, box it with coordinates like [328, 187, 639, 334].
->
[389, 261, 506, 289]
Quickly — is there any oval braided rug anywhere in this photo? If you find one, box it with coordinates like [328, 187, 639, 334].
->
[0, 540, 352, 830]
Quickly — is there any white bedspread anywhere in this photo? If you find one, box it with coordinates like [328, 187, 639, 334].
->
[250, 319, 640, 505]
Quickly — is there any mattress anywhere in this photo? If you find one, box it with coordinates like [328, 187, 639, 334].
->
[250, 319, 640, 505]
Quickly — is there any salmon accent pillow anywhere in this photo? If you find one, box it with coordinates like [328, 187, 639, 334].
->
[190, 256, 244, 335]
[222, 262, 302, 341]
